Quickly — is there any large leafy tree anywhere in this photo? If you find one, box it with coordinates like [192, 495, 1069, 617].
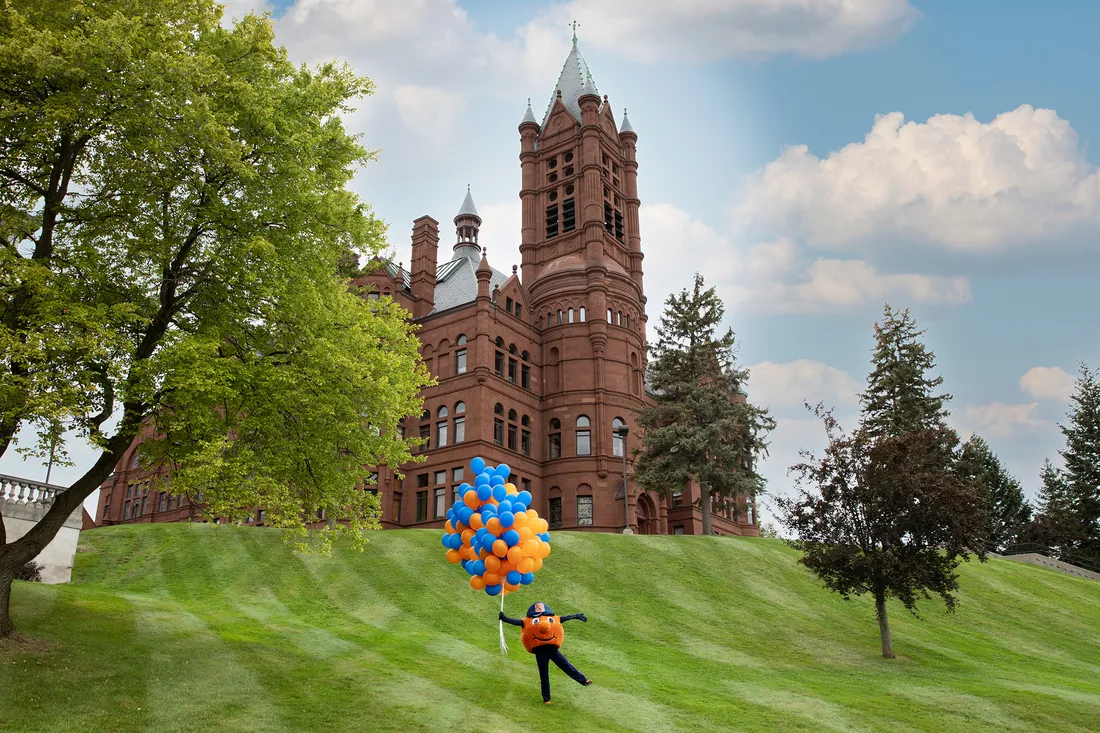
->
[778, 304, 986, 658]
[957, 434, 1032, 552]
[633, 273, 775, 535]
[0, 0, 429, 636]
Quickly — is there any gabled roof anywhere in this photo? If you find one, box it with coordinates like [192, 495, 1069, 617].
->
[541, 39, 598, 129]
[431, 253, 509, 314]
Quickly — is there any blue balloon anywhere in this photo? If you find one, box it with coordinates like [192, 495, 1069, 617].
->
[476, 484, 492, 501]
[466, 562, 478, 576]
[490, 474, 505, 487]
[485, 584, 502, 597]
[480, 505, 496, 518]
[539, 532, 550, 543]
[520, 572, 534, 585]
[499, 511, 515, 528]
[480, 535, 496, 553]
[503, 529, 520, 546]
[517, 490, 533, 506]
[470, 456, 486, 474]
[473, 560, 486, 576]
[475, 473, 491, 487]
[458, 506, 474, 525]
[492, 484, 507, 502]
[497, 500, 513, 514]
[506, 570, 521, 585]
[474, 527, 487, 539]
[441, 534, 452, 548]
[511, 502, 527, 514]
[495, 463, 511, 478]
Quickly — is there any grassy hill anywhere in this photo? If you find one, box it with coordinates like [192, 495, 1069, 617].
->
[2, 524, 1100, 732]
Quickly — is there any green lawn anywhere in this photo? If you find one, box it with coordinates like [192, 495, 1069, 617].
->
[2, 524, 1099, 732]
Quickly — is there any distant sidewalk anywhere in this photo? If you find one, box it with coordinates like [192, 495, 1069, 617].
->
[1000, 553, 1100, 583]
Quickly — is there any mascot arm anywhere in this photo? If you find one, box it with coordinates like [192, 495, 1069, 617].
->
[561, 613, 588, 623]
[499, 611, 524, 627]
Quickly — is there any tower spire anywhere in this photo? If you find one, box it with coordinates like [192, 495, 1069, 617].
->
[570, 19, 579, 45]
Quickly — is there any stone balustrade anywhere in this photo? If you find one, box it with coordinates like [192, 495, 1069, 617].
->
[1, 472, 83, 584]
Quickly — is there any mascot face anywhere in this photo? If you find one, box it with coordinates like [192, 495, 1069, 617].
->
[521, 614, 565, 653]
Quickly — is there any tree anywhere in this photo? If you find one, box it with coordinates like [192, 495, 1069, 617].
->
[860, 304, 951, 438]
[778, 304, 986, 658]
[0, 0, 429, 637]
[957, 434, 1031, 552]
[633, 273, 775, 535]
[1056, 363, 1100, 562]
[1021, 459, 1080, 553]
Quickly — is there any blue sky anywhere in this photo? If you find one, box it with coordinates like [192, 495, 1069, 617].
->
[6, 0, 1099, 524]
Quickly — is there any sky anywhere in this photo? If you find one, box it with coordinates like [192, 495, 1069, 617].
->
[5, 0, 1100, 527]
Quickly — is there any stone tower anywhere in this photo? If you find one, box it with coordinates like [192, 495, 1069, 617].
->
[519, 34, 649, 511]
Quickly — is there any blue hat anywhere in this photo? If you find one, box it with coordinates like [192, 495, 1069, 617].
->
[526, 602, 553, 618]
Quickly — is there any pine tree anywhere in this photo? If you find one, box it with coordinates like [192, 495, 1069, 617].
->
[634, 273, 775, 536]
[860, 304, 951, 438]
[957, 434, 1032, 552]
[1055, 363, 1100, 561]
[1025, 459, 1080, 553]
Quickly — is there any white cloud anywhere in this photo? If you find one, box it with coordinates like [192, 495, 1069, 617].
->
[747, 360, 861, 410]
[535, 0, 918, 63]
[737, 105, 1100, 251]
[955, 402, 1046, 440]
[1019, 366, 1075, 402]
[393, 86, 468, 145]
[639, 203, 971, 317]
[476, 199, 522, 273]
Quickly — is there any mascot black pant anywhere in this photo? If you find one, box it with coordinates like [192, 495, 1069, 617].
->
[534, 646, 587, 701]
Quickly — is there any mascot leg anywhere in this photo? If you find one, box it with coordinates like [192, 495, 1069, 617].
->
[549, 648, 589, 687]
[535, 647, 553, 702]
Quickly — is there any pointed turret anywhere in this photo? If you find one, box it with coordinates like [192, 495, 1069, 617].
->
[476, 248, 492, 300]
[620, 107, 635, 136]
[541, 35, 598, 128]
[521, 98, 537, 126]
[453, 185, 482, 261]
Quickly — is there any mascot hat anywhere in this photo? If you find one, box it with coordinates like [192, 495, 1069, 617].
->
[526, 602, 554, 618]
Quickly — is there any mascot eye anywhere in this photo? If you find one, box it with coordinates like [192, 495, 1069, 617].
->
[547, 618, 555, 624]
[532, 617, 540, 625]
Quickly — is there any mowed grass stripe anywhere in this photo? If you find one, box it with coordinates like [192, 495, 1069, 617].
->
[3, 523, 1100, 732]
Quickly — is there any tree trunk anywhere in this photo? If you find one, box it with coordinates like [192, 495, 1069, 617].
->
[700, 483, 712, 535]
[875, 591, 895, 659]
[0, 567, 15, 638]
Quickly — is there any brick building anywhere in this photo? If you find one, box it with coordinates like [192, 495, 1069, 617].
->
[94, 38, 759, 537]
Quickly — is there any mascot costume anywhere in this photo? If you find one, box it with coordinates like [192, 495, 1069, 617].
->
[500, 601, 592, 704]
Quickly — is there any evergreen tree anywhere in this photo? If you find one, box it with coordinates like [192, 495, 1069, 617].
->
[779, 305, 986, 658]
[957, 434, 1031, 552]
[634, 273, 775, 535]
[1024, 459, 1080, 553]
[1057, 363, 1100, 562]
[860, 304, 951, 438]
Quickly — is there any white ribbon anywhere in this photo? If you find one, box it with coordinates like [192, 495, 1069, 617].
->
[499, 593, 510, 654]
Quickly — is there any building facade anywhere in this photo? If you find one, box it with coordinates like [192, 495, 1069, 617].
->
[94, 39, 759, 537]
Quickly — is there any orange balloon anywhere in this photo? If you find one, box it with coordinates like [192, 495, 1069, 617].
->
[538, 542, 551, 559]
[527, 509, 540, 521]
[484, 555, 501, 572]
[486, 518, 502, 536]
[512, 511, 527, 527]
[455, 521, 468, 533]
[470, 575, 486, 590]
[479, 548, 491, 560]
[518, 557, 534, 574]
[493, 539, 509, 557]
[464, 490, 479, 509]
[507, 546, 524, 565]
[469, 513, 484, 530]
[445, 549, 461, 564]
[518, 526, 533, 542]
[504, 483, 517, 494]
[498, 561, 514, 575]
[533, 557, 543, 571]
[540, 519, 549, 533]
[522, 539, 539, 557]
[504, 582, 519, 592]
[484, 572, 501, 586]
[461, 529, 475, 545]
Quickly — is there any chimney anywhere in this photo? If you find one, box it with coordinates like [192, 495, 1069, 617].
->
[409, 216, 438, 318]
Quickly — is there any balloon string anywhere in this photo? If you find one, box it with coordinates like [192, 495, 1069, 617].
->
[499, 593, 509, 655]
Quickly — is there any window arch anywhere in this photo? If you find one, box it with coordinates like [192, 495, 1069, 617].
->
[436, 405, 449, 447]
[496, 337, 505, 348]
[607, 308, 613, 323]
[568, 307, 574, 323]
[548, 418, 562, 459]
[494, 403, 504, 415]
[508, 408, 517, 421]
[579, 306, 586, 322]
[509, 343, 517, 354]
[521, 414, 531, 456]
[455, 334, 468, 374]
[575, 415, 591, 456]
[494, 337, 505, 377]
[420, 410, 430, 422]
[437, 406, 448, 418]
[557, 309, 563, 325]
[521, 415, 530, 427]
[612, 417, 626, 457]
[576, 485, 594, 526]
[617, 311, 623, 326]
[456, 334, 467, 346]
[507, 409, 518, 451]
[494, 404, 504, 447]
[453, 402, 466, 443]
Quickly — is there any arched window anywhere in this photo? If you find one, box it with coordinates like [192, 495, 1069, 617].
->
[625, 314, 630, 328]
[453, 402, 466, 443]
[617, 311, 623, 325]
[607, 308, 613, 323]
[612, 417, 626, 457]
[436, 405, 448, 447]
[576, 486, 594, 526]
[575, 415, 591, 456]
[419, 410, 431, 451]
[521, 350, 529, 361]
[507, 409, 518, 451]
[579, 306, 586, 322]
[548, 418, 562, 459]
[455, 335, 467, 375]
[420, 410, 430, 422]
[520, 414, 531, 456]
[494, 404, 504, 446]
[437, 406, 448, 418]
[496, 337, 505, 348]
[507, 347, 518, 383]
[556, 309, 563, 325]
[494, 337, 504, 377]
[568, 307, 574, 323]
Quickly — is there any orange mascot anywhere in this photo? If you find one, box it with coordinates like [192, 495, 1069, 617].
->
[500, 601, 592, 704]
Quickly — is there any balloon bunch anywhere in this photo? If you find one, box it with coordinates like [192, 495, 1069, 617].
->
[441, 457, 552, 597]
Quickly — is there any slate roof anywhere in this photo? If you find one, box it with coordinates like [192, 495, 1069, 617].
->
[541, 39, 598, 129]
[457, 187, 479, 219]
[521, 98, 537, 125]
[620, 108, 635, 134]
